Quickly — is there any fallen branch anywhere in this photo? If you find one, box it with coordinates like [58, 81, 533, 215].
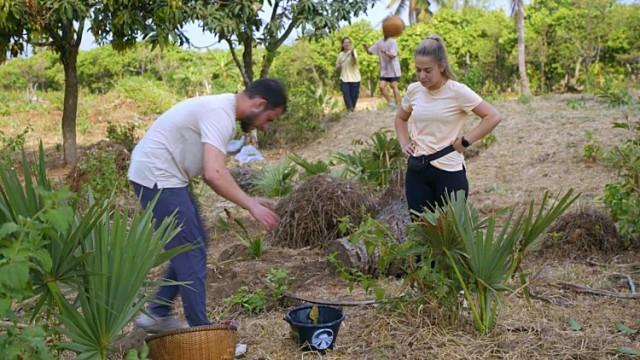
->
[557, 281, 640, 299]
[284, 292, 377, 307]
[586, 259, 640, 270]
[607, 273, 637, 294]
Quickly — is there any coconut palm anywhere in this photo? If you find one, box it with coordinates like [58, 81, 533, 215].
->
[387, 0, 437, 24]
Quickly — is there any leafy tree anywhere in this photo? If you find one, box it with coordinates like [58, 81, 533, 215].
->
[0, 1, 191, 165]
[196, 0, 377, 85]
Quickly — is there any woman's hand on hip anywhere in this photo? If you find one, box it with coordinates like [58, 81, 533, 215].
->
[452, 137, 466, 153]
[402, 141, 416, 156]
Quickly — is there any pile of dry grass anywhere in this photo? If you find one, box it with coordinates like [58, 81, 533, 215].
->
[267, 174, 376, 249]
[542, 207, 620, 256]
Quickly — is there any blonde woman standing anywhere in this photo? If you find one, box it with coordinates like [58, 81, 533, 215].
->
[395, 35, 502, 214]
[336, 37, 361, 112]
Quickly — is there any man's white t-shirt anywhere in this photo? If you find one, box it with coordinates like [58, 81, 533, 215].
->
[128, 94, 237, 188]
[401, 80, 482, 172]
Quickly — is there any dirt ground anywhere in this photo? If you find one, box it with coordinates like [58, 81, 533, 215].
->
[189, 94, 640, 359]
[6, 93, 639, 359]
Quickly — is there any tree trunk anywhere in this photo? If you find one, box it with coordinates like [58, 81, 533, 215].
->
[242, 37, 254, 84]
[516, 0, 531, 97]
[61, 45, 79, 166]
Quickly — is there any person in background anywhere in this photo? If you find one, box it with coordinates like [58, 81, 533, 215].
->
[364, 34, 402, 108]
[130, 79, 286, 333]
[336, 37, 362, 112]
[395, 35, 501, 215]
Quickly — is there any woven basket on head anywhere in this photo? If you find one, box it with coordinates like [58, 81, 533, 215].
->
[146, 324, 237, 360]
[382, 16, 404, 38]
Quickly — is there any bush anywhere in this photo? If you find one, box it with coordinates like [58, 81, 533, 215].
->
[0, 51, 63, 91]
[112, 77, 178, 116]
[258, 84, 332, 148]
[106, 122, 138, 152]
[73, 144, 130, 200]
[603, 119, 640, 246]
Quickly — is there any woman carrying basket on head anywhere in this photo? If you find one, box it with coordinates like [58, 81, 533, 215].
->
[395, 35, 502, 215]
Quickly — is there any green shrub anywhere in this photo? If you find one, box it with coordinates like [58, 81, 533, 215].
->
[78, 148, 129, 200]
[225, 287, 267, 314]
[258, 84, 332, 148]
[333, 130, 404, 189]
[603, 119, 640, 245]
[596, 76, 635, 107]
[582, 129, 602, 162]
[0, 126, 32, 164]
[265, 268, 290, 300]
[112, 77, 178, 115]
[107, 122, 138, 152]
[0, 51, 63, 91]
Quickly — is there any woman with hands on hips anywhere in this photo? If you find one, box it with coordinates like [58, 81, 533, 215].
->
[395, 35, 502, 215]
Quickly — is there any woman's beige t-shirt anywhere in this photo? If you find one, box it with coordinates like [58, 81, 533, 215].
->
[336, 50, 361, 82]
[401, 80, 482, 171]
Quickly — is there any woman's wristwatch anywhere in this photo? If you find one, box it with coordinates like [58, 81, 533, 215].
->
[461, 136, 471, 148]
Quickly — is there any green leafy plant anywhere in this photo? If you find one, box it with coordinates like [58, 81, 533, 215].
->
[596, 76, 635, 107]
[78, 148, 129, 200]
[107, 122, 138, 152]
[253, 158, 297, 197]
[338, 215, 398, 277]
[566, 98, 586, 110]
[603, 119, 640, 245]
[225, 287, 267, 314]
[582, 129, 602, 162]
[289, 153, 331, 178]
[333, 130, 404, 188]
[265, 267, 290, 300]
[0, 144, 191, 359]
[226, 213, 265, 258]
[0, 126, 32, 164]
[326, 253, 382, 297]
[478, 133, 497, 149]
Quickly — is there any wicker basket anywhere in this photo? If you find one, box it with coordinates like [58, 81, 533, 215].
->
[146, 324, 237, 360]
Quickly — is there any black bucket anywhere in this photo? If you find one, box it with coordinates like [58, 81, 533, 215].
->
[284, 304, 345, 352]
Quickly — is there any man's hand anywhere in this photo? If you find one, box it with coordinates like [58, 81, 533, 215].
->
[254, 196, 277, 210]
[248, 201, 280, 230]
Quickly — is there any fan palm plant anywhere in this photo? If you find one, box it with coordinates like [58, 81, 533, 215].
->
[406, 189, 577, 334]
[253, 158, 297, 197]
[53, 200, 187, 359]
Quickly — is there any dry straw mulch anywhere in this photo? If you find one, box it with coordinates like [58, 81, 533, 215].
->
[543, 206, 620, 257]
[267, 174, 377, 249]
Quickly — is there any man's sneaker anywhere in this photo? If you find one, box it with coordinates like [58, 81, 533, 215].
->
[235, 343, 247, 358]
[135, 313, 188, 333]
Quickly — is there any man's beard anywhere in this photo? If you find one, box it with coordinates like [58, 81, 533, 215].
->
[239, 109, 264, 133]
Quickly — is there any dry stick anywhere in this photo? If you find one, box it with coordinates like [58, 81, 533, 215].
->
[557, 281, 640, 299]
[284, 292, 377, 306]
[586, 259, 640, 269]
[607, 272, 637, 294]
